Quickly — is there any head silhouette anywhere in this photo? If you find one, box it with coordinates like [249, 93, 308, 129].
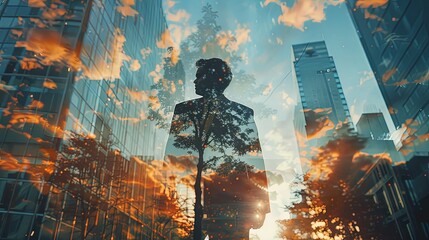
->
[194, 58, 232, 97]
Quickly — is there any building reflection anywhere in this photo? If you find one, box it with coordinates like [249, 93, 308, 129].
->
[0, 0, 187, 239]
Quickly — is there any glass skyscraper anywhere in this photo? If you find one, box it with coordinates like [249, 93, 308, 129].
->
[346, 0, 429, 158]
[292, 41, 352, 162]
[0, 0, 185, 239]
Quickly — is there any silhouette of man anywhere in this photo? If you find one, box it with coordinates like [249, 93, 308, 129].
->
[165, 58, 269, 240]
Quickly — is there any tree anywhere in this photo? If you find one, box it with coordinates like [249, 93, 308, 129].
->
[49, 132, 127, 239]
[277, 125, 395, 239]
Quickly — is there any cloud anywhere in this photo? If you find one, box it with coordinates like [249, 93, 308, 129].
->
[217, 24, 251, 53]
[27, 100, 44, 109]
[140, 47, 152, 59]
[16, 29, 81, 70]
[117, 0, 138, 17]
[157, 29, 175, 49]
[81, 29, 130, 80]
[10, 29, 23, 38]
[20, 57, 43, 71]
[167, 9, 190, 22]
[43, 78, 57, 89]
[28, 0, 46, 8]
[304, 108, 335, 140]
[364, 9, 383, 21]
[355, 0, 388, 8]
[162, 3, 194, 52]
[359, 70, 375, 85]
[29, 18, 47, 28]
[262, 83, 273, 96]
[129, 59, 141, 71]
[264, 0, 344, 31]
[126, 88, 150, 103]
[280, 91, 295, 108]
[413, 70, 429, 84]
[41, 5, 67, 21]
[381, 68, 397, 83]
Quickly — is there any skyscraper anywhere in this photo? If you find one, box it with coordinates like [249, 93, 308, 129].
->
[292, 41, 352, 162]
[0, 0, 186, 239]
[346, 0, 429, 158]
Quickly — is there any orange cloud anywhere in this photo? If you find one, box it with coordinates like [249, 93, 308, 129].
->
[216, 25, 251, 53]
[18, 17, 25, 25]
[126, 88, 150, 103]
[8, 112, 64, 137]
[117, 0, 138, 17]
[392, 79, 408, 87]
[16, 29, 81, 70]
[167, 9, 190, 22]
[129, 59, 141, 71]
[364, 9, 383, 21]
[304, 108, 335, 140]
[41, 5, 67, 21]
[20, 57, 43, 70]
[381, 68, 397, 83]
[81, 29, 130, 80]
[262, 83, 273, 96]
[10, 29, 24, 38]
[413, 70, 429, 84]
[29, 18, 47, 28]
[27, 100, 44, 109]
[28, 0, 46, 8]
[355, 0, 388, 8]
[157, 29, 175, 49]
[264, 0, 344, 31]
[140, 47, 152, 59]
[388, 106, 398, 114]
[43, 78, 57, 89]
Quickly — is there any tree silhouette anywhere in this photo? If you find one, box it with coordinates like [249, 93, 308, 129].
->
[277, 125, 395, 239]
[166, 95, 269, 240]
[179, 4, 275, 117]
[149, 47, 186, 129]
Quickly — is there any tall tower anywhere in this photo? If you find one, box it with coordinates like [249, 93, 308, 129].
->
[292, 41, 352, 161]
[346, 0, 429, 158]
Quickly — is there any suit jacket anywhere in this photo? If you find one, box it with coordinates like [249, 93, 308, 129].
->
[165, 94, 269, 229]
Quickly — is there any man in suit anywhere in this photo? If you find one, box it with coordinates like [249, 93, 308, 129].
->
[165, 58, 269, 239]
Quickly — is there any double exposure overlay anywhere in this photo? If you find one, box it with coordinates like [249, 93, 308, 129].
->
[0, 0, 428, 239]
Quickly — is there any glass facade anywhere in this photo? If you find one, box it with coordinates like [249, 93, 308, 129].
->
[347, 1, 429, 238]
[293, 41, 351, 128]
[0, 0, 185, 239]
[346, 0, 429, 157]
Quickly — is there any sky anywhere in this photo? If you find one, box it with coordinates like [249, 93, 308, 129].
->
[163, 0, 393, 238]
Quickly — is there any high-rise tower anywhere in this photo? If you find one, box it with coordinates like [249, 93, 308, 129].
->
[292, 41, 352, 161]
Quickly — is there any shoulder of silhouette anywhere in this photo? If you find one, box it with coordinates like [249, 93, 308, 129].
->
[226, 100, 254, 116]
[173, 98, 201, 115]
[174, 98, 254, 116]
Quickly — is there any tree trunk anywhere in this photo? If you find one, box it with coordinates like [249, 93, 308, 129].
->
[193, 150, 204, 240]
